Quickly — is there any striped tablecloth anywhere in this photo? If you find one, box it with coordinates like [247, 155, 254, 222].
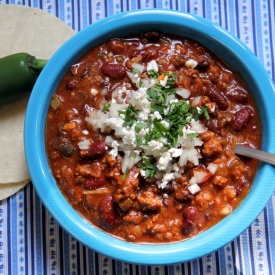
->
[1, 1, 275, 274]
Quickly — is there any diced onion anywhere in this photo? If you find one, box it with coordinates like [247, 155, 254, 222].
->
[132, 62, 145, 73]
[193, 171, 207, 184]
[188, 184, 201, 194]
[175, 88, 191, 99]
[192, 96, 201, 106]
[105, 136, 114, 147]
[220, 205, 232, 215]
[193, 137, 204, 147]
[126, 71, 138, 83]
[179, 148, 200, 166]
[121, 151, 141, 173]
[207, 163, 218, 175]
[190, 120, 207, 133]
[109, 102, 128, 118]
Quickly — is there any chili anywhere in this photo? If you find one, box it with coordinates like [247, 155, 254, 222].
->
[46, 31, 261, 243]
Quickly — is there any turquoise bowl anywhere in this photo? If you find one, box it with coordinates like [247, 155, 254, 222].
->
[24, 9, 275, 265]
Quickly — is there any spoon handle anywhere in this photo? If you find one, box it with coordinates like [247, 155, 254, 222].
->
[235, 144, 275, 166]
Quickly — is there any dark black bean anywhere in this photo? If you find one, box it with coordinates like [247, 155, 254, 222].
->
[196, 60, 210, 72]
[143, 31, 161, 43]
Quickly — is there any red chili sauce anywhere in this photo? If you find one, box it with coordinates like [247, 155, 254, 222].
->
[45, 31, 261, 243]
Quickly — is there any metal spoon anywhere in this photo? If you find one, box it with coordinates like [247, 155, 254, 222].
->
[235, 144, 275, 166]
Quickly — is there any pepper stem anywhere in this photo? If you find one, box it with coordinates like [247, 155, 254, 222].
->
[32, 58, 48, 71]
[27, 55, 48, 81]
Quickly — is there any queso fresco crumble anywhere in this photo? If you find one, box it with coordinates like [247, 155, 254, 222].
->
[46, 31, 261, 243]
[85, 59, 211, 192]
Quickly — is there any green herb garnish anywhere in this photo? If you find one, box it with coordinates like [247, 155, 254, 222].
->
[123, 168, 129, 180]
[132, 68, 141, 74]
[119, 105, 138, 127]
[102, 103, 111, 112]
[148, 69, 159, 79]
[136, 158, 158, 181]
[135, 122, 145, 133]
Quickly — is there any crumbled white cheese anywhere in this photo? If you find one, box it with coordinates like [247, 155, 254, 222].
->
[138, 111, 149, 121]
[159, 75, 168, 87]
[91, 88, 99, 95]
[147, 60, 158, 72]
[157, 152, 172, 171]
[150, 111, 162, 120]
[84, 58, 209, 191]
[105, 117, 124, 129]
[147, 140, 164, 151]
[158, 173, 175, 189]
[122, 128, 136, 146]
[168, 148, 183, 158]
[140, 98, 151, 113]
[82, 130, 89, 135]
[78, 139, 91, 150]
[140, 170, 146, 177]
[108, 140, 119, 157]
[185, 59, 198, 69]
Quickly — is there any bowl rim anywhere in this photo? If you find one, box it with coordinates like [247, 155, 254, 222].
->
[24, 9, 275, 265]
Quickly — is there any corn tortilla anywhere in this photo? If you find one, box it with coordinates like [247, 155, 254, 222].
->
[0, 5, 75, 198]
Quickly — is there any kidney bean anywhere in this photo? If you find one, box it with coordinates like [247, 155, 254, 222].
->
[98, 194, 116, 229]
[88, 141, 107, 158]
[143, 31, 161, 43]
[101, 64, 126, 79]
[232, 106, 254, 131]
[84, 176, 106, 190]
[205, 86, 228, 110]
[235, 178, 249, 196]
[226, 88, 248, 103]
[108, 39, 126, 54]
[181, 206, 199, 235]
[141, 47, 159, 63]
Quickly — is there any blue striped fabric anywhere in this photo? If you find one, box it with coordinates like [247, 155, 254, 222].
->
[0, 0, 275, 274]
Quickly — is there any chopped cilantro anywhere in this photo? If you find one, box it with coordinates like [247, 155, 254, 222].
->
[150, 103, 164, 114]
[135, 122, 145, 133]
[147, 83, 176, 106]
[187, 132, 199, 138]
[200, 106, 210, 120]
[136, 158, 157, 181]
[136, 136, 143, 146]
[119, 106, 137, 127]
[154, 121, 168, 133]
[102, 103, 111, 112]
[132, 68, 141, 74]
[123, 168, 129, 180]
[148, 69, 159, 79]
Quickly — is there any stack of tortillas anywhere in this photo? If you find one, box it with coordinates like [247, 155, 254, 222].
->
[0, 5, 75, 200]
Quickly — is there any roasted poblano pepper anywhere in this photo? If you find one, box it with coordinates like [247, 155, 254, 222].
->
[0, 53, 47, 107]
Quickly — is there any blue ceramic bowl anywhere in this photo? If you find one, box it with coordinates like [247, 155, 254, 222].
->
[24, 9, 275, 265]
